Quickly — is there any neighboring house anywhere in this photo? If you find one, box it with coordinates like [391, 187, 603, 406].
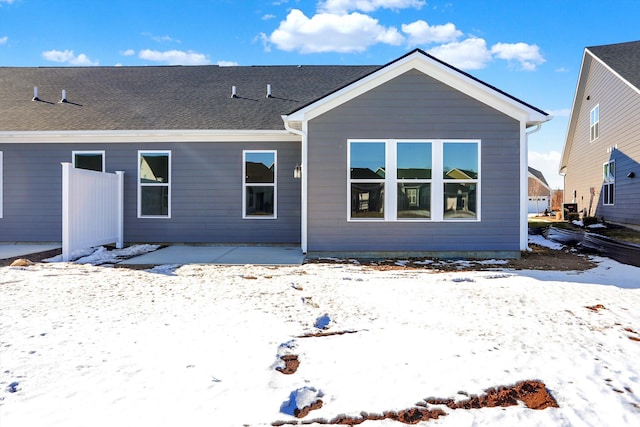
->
[528, 166, 551, 214]
[560, 40, 640, 226]
[0, 49, 550, 258]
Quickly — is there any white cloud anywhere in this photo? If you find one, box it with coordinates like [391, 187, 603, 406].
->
[142, 32, 181, 44]
[41, 49, 99, 66]
[401, 20, 462, 45]
[428, 37, 492, 70]
[262, 13, 276, 20]
[267, 9, 403, 53]
[217, 60, 239, 66]
[0, 0, 16, 4]
[547, 108, 571, 118]
[138, 49, 210, 65]
[491, 42, 545, 71]
[0, 35, 7, 44]
[121, 49, 135, 56]
[319, 0, 425, 13]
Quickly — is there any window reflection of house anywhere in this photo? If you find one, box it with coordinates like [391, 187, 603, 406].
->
[444, 183, 477, 218]
[244, 154, 276, 217]
[351, 182, 384, 217]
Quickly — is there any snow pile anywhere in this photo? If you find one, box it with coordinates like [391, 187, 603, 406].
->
[45, 244, 160, 265]
[1, 247, 640, 426]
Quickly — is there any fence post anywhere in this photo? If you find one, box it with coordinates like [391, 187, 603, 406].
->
[61, 162, 71, 262]
[115, 171, 125, 249]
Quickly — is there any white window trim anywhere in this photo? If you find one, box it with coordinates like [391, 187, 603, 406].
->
[347, 139, 481, 222]
[243, 150, 277, 220]
[590, 104, 599, 142]
[137, 150, 171, 219]
[72, 150, 105, 172]
[0, 151, 3, 219]
[603, 159, 615, 206]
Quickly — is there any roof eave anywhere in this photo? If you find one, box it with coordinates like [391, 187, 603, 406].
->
[284, 49, 549, 126]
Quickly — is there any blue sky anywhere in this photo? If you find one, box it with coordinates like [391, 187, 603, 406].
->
[2, 0, 639, 188]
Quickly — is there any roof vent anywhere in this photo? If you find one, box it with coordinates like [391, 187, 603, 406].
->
[266, 84, 272, 98]
[32, 86, 40, 102]
[59, 89, 68, 103]
[231, 86, 237, 98]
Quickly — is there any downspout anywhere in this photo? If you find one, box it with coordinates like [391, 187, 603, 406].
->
[522, 122, 544, 251]
[283, 119, 308, 254]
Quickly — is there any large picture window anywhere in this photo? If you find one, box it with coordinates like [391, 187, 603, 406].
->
[348, 139, 480, 221]
[590, 104, 599, 142]
[73, 151, 105, 172]
[138, 151, 171, 218]
[603, 160, 614, 205]
[243, 150, 276, 219]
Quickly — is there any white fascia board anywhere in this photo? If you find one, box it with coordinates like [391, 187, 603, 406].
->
[285, 51, 548, 126]
[0, 129, 301, 144]
[560, 50, 591, 174]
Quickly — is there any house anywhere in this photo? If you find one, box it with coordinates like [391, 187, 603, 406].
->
[0, 49, 550, 258]
[560, 40, 640, 226]
[528, 166, 551, 214]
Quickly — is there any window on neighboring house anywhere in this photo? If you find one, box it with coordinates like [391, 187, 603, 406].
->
[348, 139, 480, 221]
[0, 151, 3, 219]
[138, 151, 171, 218]
[73, 151, 105, 172]
[243, 150, 276, 219]
[590, 104, 599, 142]
[443, 142, 479, 219]
[603, 160, 614, 205]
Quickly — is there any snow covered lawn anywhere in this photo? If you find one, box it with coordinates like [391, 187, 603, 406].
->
[1, 250, 639, 426]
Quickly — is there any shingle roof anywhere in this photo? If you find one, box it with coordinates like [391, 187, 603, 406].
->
[528, 166, 549, 187]
[587, 40, 640, 90]
[0, 65, 380, 131]
[0, 49, 548, 132]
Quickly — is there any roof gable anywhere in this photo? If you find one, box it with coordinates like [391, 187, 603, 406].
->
[528, 166, 550, 189]
[587, 40, 640, 91]
[560, 40, 640, 173]
[284, 49, 549, 127]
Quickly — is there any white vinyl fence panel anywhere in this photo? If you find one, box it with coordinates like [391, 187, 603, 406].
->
[62, 162, 124, 261]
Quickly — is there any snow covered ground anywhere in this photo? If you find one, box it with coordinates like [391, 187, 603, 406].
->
[1, 241, 639, 426]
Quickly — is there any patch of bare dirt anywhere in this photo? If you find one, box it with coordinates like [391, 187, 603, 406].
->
[0, 248, 61, 267]
[306, 244, 595, 272]
[272, 380, 558, 425]
[296, 330, 359, 338]
[294, 399, 323, 418]
[276, 355, 300, 375]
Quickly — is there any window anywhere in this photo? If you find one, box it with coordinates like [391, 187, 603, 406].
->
[73, 151, 105, 172]
[603, 160, 614, 205]
[443, 142, 478, 219]
[349, 142, 385, 219]
[590, 104, 599, 142]
[243, 150, 276, 218]
[397, 142, 431, 219]
[138, 151, 171, 218]
[348, 139, 479, 221]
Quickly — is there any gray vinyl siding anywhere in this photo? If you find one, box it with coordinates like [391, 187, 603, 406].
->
[306, 69, 522, 254]
[564, 57, 640, 226]
[0, 141, 301, 244]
